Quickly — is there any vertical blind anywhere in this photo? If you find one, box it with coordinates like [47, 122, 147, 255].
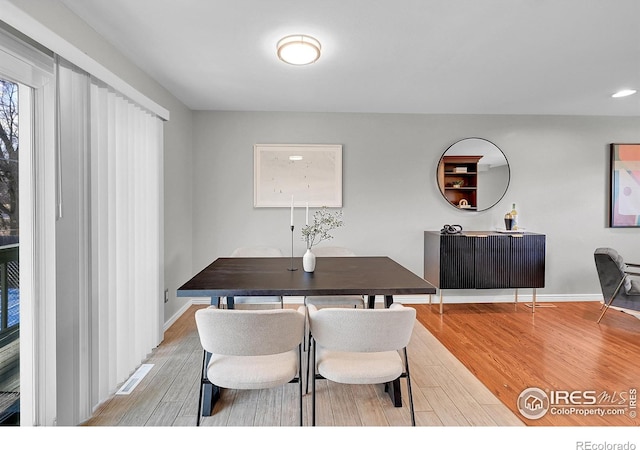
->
[56, 57, 163, 424]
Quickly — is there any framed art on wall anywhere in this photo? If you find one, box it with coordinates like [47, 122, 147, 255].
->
[609, 143, 640, 227]
[254, 144, 343, 208]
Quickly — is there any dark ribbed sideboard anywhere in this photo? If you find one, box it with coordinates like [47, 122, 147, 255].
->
[423, 231, 546, 313]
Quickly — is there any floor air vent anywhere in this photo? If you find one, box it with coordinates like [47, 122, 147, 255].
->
[116, 364, 154, 395]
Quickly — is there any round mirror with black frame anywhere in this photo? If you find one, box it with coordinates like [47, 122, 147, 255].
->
[437, 138, 510, 212]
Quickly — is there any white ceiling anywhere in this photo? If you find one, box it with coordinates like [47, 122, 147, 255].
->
[59, 0, 640, 116]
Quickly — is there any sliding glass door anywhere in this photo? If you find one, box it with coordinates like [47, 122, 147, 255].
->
[0, 77, 20, 425]
[0, 24, 56, 426]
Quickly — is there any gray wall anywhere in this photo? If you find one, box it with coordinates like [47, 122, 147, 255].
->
[193, 111, 640, 301]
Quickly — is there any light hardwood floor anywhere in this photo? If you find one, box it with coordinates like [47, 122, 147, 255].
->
[83, 304, 523, 427]
[415, 300, 640, 427]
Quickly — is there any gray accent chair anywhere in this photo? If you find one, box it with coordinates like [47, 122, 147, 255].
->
[194, 306, 306, 426]
[594, 248, 640, 323]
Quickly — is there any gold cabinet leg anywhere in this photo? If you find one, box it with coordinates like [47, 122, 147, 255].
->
[532, 288, 536, 313]
[439, 290, 443, 315]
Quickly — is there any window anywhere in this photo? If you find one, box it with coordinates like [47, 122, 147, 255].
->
[0, 78, 19, 338]
[0, 22, 55, 426]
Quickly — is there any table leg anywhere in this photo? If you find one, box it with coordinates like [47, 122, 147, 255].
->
[385, 379, 402, 407]
[384, 295, 393, 308]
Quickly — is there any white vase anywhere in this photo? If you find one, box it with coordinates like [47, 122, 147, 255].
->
[303, 248, 316, 272]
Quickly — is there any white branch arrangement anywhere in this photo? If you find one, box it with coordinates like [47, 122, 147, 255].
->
[301, 207, 344, 249]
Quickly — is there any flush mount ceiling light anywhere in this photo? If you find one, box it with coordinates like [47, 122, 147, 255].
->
[277, 34, 321, 65]
[612, 89, 637, 98]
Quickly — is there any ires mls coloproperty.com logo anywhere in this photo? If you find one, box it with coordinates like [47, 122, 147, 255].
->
[517, 387, 637, 420]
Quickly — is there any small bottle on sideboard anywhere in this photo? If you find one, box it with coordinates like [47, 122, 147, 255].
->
[510, 203, 518, 230]
[504, 212, 514, 230]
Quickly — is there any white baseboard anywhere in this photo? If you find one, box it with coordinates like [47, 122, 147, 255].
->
[162, 300, 195, 332]
[164, 293, 605, 331]
[409, 293, 603, 304]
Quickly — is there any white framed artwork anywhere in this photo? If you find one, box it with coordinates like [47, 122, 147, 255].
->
[254, 144, 343, 207]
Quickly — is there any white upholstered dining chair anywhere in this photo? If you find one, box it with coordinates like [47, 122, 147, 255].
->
[307, 303, 417, 426]
[302, 246, 366, 392]
[194, 305, 306, 426]
[227, 246, 284, 308]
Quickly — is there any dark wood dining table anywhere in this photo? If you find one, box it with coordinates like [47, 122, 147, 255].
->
[177, 255, 436, 415]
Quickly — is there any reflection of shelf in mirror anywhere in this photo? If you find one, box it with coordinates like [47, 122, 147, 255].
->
[437, 138, 510, 213]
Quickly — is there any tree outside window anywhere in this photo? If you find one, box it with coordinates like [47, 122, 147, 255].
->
[0, 80, 18, 236]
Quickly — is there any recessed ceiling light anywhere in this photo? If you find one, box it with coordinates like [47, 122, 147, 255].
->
[611, 89, 637, 98]
[277, 35, 321, 65]
[289, 155, 303, 161]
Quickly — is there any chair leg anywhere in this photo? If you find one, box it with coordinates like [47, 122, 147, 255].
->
[196, 350, 207, 426]
[196, 382, 203, 427]
[298, 344, 303, 426]
[403, 348, 416, 426]
[311, 338, 317, 426]
[597, 277, 625, 323]
[305, 331, 311, 394]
